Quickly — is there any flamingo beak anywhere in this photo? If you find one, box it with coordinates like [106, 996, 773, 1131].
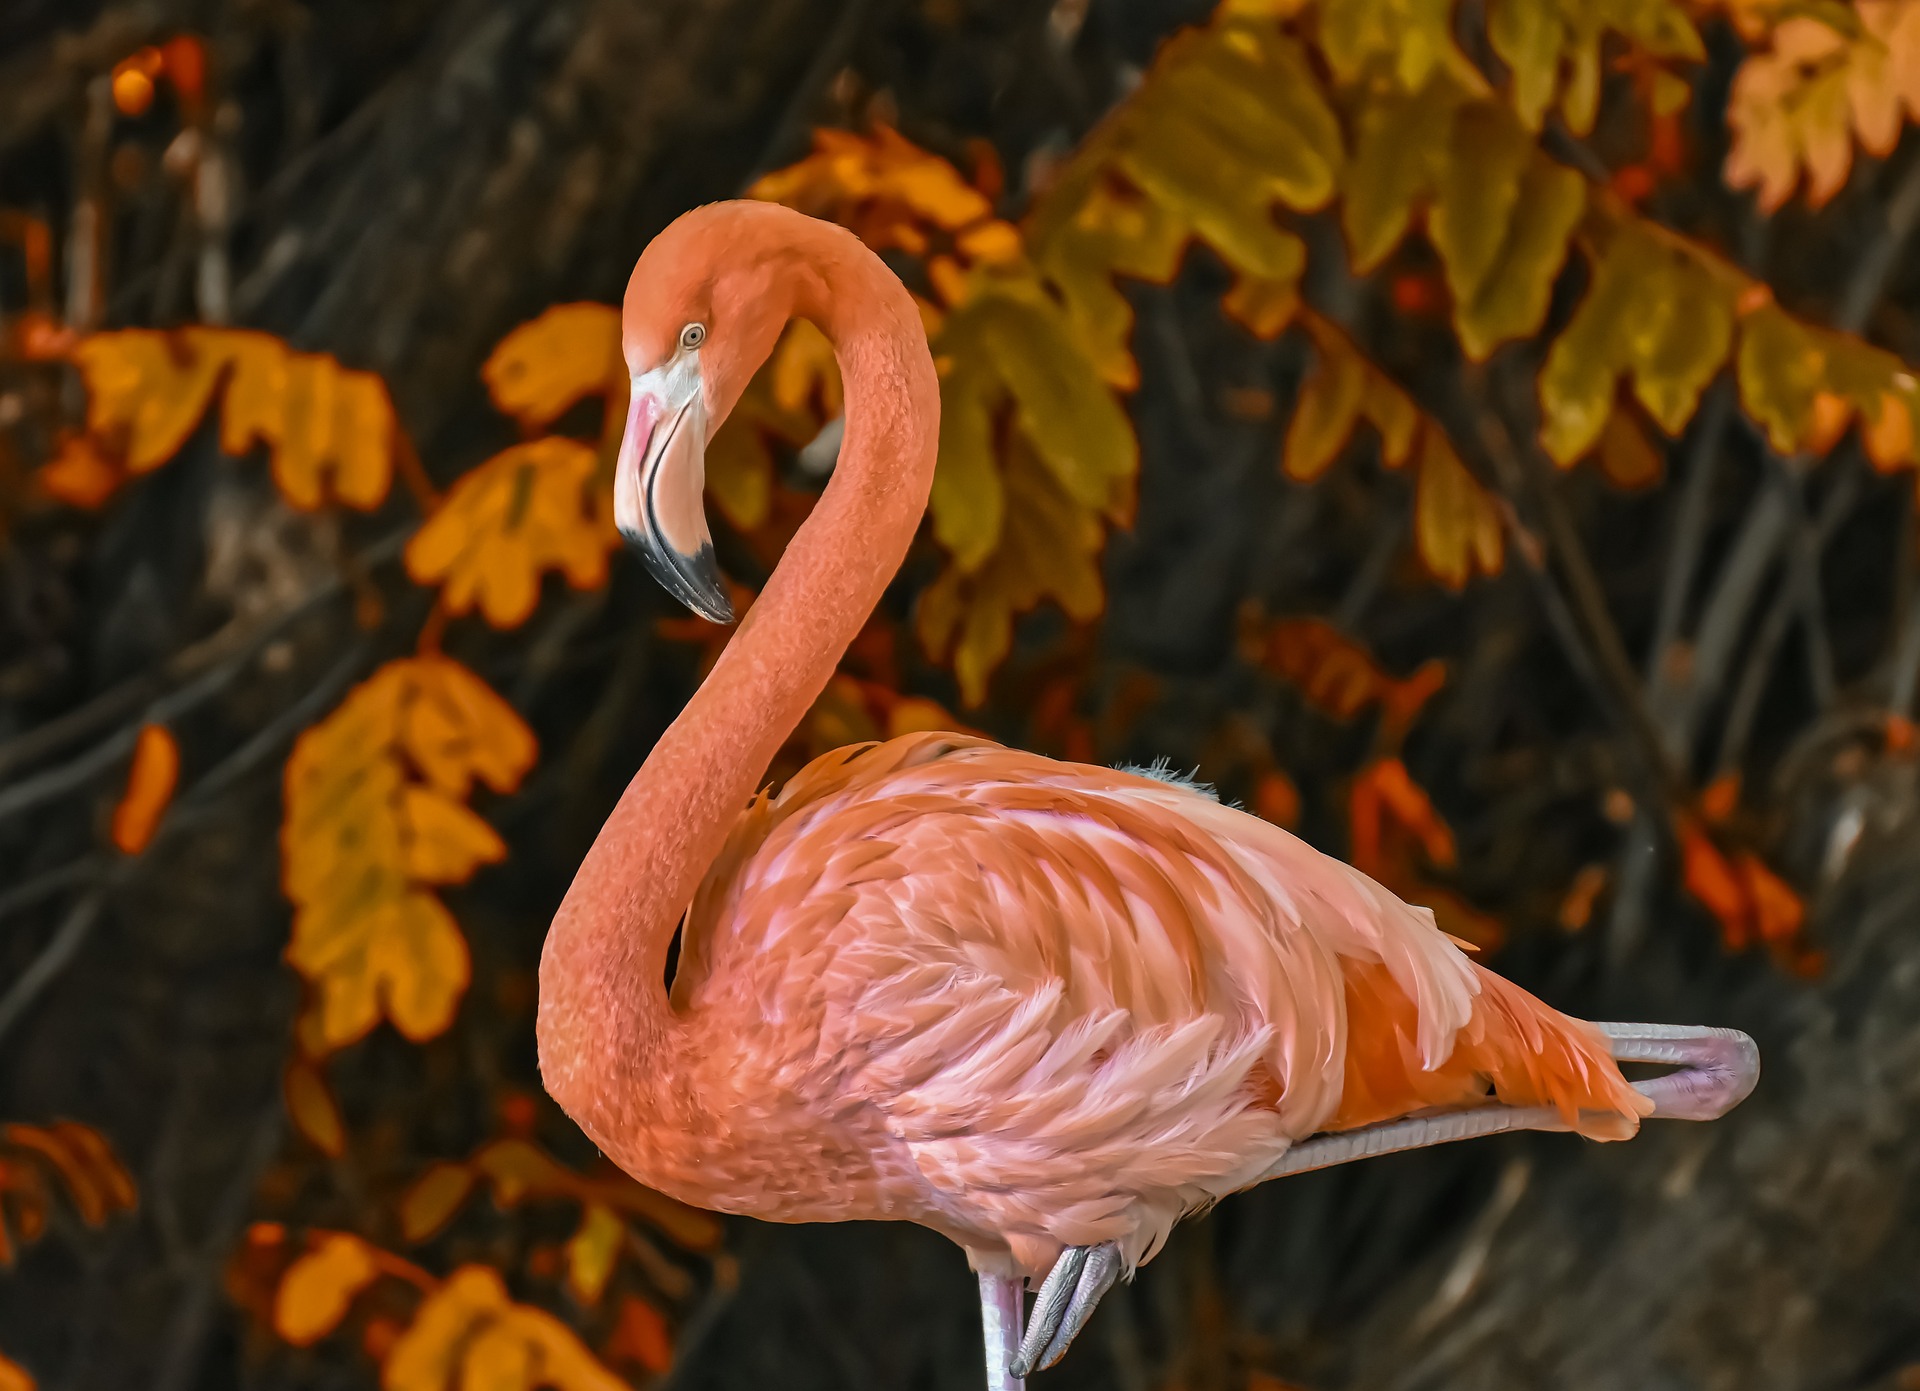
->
[614, 362, 734, 624]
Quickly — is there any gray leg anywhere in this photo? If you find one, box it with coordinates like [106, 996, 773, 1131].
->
[980, 1271, 1026, 1391]
[1010, 1242, 1123, 1377]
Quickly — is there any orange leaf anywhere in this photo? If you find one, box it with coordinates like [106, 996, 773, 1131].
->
[1414, 428, 1504, 589]
[1253, 770, 1301, 828]
[607, 1295, 674, 1374]
[0, 1351, 32, 1391]
[71, 330, 226, 472]
[472, 1138, 575, 1207]
[399, 1163, 477, 1243]
[404, 439, 615, 629]
[4, 1122, 136, 1228]
[37, 433, 125, 509]
[1679, 821, 1750, 948]
[1252, 618, 1446, 732]
[1738, 853, 1805, 945]
[274, 1232, 380, 1346]
[481, 303, 623, 429]
[1558, 863, 1608, 931]
[1595, 409, 1663, 489]
[282, 657, 532, 1054]
[216, 330, 398, 511]
[384, 1266, 629, 1391]
[564, 1203, 625, 1306]
[1699, 771, 1741, 825]
[284, 1059, 347, 1158]
[111, 723, 179, 853]
[1349, 757, 1456, 876]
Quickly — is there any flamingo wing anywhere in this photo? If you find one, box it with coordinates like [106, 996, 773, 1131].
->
[674, 732, 1638, 1272]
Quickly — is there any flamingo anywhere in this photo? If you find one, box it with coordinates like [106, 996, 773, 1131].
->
[536, 201, 1759, 1388]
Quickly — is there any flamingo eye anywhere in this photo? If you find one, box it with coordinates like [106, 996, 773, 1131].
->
[679, 323, 706, 351]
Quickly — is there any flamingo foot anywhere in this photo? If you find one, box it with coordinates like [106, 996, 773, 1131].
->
[1596, 1022, 1760, 1120]
[1010, 1242, 1122, 1377]
[980, 1271, 1026, 1391]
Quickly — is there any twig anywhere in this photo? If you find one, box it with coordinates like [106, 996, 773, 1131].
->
[1488, 404, 1686, 805]
[1332, 490, 1408, 631]
[1646, 382, 1733, 692]
[745, 0, 877, 182]
[654, 1256, 743, 1391]
[1888, 591, 1920, 717]
[0, 853, 103, 924]
[0, 644, 370, 1049]
[0, 884, 115, 1045]
[1714, 468, 1862, 772]
[0, 647, 252, 825]
[1835, 151, 1920, 335]
[1673, 478, 1790, 756]
[1771, 455, 1839, 712]
[150, 1098, 286, 1391]
[0, 527, 406, 783]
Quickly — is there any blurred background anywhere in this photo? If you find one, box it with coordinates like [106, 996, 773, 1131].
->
[2, 0, 1918, 1387]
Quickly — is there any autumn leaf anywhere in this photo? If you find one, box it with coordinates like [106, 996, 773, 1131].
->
[1284, 315, 1418, 481]
[1538, 220, 1740, 464]
[217, 329, 400, 511]
[917, 435, 1108, 705]
[59, 327, 400, 512]
[36, 433, 124, 508]
[275, 1232, 381, 1346]
[284, 1059, 347, 1158]
[1594, 407, 1665, 488]
[1028, 14, 1336, 384]
[405, 439, 616, 628]
[1248, 617, 1446, 733]
[1485, 0, 1703, 134]
[1340, 79, 1585, 358]
[1678, 818, 1807, 950]
[1725, 1, 1920, 212]
[283, 657, 534, 1055]
[1414, 428, 1504, 590]
[605, 1296, 674, 1375]
[111, 722, 179, 854]
[1350, 757, 1456, 874]
[383, 1266, 628, 1391]
[1253, 770, 1302, 827]
[929, 282, 1133, 574]
[1281, 312, 1504, 587]
[2, 1122, 137, 1230]
[1347, 758, 1505, 950]
[748, 126, 1019, 270]
[564, 1204, 624, 1306]
[704, 319, 847, 533]
[70, 329, 228, 472]
[481, 303, 623, 429]
[400, 1163, 480, 1243]
[1737, 301, 1920, 470]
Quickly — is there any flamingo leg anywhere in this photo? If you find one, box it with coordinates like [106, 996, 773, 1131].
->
[980, 1271, 1026, 1391]
[1011, 1242, 1122, 1376]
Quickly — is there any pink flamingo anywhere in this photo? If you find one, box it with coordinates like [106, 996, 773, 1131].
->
[536, 202, 1759, 1388]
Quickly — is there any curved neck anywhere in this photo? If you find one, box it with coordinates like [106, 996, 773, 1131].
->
[536, 233, 939, 1143]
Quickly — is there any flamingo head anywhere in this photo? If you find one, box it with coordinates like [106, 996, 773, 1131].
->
[616, 202, 813, 625]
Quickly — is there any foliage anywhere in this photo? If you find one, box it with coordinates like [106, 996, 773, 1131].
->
[110, 723, 179, 854]
[0, 1122, 137, 1384]
[282, 656, 535, 1056]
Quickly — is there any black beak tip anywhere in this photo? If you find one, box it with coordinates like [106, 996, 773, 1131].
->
[626, 527, 735, 625]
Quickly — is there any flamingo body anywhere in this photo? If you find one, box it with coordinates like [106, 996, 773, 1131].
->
[595, 731, 1646, 1280]
[537, 202, 1751, 1384]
